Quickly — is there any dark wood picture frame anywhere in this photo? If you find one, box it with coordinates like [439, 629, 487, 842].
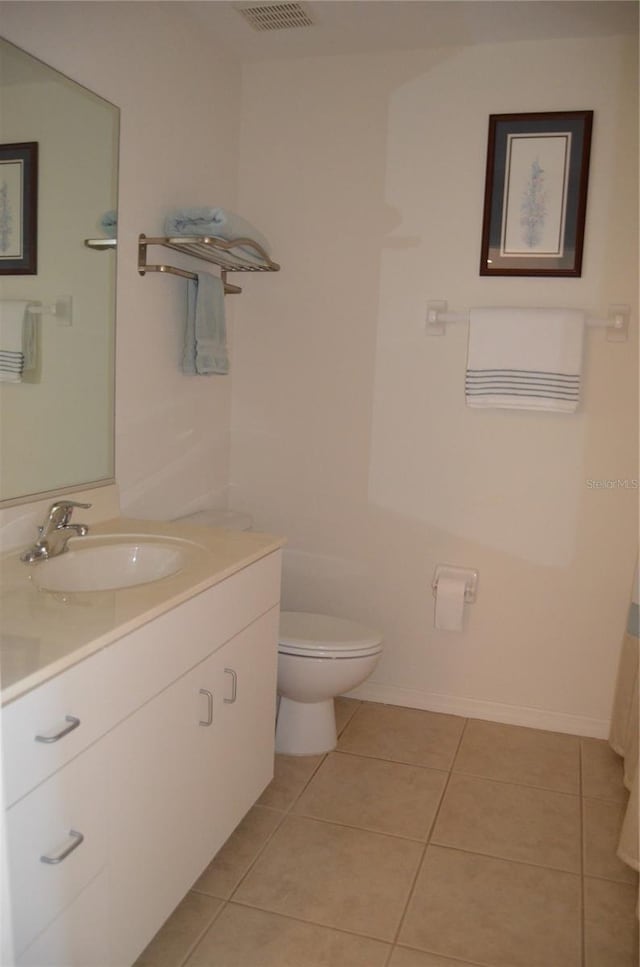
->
[479, 111, 593, 277]
[0, 141, 38, 275]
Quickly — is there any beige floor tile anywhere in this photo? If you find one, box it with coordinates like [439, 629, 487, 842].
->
[453, 719, 580, 793]
[583, 798, 640, 884]
[192, 806, 283, 899]
[584, 878, 640, 967]
[257, 753, 325, 811]
[335, 696, 361, 735]
[389, 946, 480, 967]
[234, 814, 422, 941]
[581, 738, 628, 802]
[293, 751, 447, 840]
[338, 702, 465, 770]
[432, 773, 581, 872]
[134, 892, 223, 967]
[399, 845, 581, 967]
[186, 903, 390, 967]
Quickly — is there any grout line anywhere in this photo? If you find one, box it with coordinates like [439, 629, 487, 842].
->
[336, 698, 363, 736]
[223, 804, 291, 900]
[383, 717, 471, 967]
[334, 746, 460, 774]
[392, 941, 489, 967]
[283, 809, 429, 844]
[422, 842, 583, 878]
[179, 895, 229, 967]
[284, 751, 329, 810]
[582, 870, 640, 885]
[443, 768, 581, 800]
[334, 746, 451, 774]
[451, 765, 581, 797]
[227, 896, 396, 947]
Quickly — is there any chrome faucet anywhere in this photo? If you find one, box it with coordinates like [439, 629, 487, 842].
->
[21, 500, 91, 563]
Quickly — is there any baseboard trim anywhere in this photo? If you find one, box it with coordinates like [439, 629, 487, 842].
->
[344, 681, 610, 739]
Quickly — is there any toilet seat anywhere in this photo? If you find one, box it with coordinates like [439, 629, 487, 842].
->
[279, 611, 383, 660]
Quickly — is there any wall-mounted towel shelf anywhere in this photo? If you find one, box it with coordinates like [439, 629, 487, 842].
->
[137, 234, 280, 296]
[426, 301, 630, 342]
[84, 238, 117, 250]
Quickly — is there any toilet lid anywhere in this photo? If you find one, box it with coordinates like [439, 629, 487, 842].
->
[279, 612, 383, 659]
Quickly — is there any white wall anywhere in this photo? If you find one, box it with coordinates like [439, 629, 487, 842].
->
[232, 34, 639, 736]
[0, 1, 242, 520]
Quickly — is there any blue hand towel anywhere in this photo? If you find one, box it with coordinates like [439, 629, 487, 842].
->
[165, 207, 271, 262]
[184, 273, 228, 376]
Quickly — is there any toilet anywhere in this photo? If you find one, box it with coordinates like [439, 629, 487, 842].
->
[276, 611, 382, 755]
[176, 509, 383, 755]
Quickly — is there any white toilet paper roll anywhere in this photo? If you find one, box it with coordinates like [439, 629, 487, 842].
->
[434, 574, 466, 631]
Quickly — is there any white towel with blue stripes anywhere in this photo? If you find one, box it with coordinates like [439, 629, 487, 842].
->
[465, 308, 584, 412]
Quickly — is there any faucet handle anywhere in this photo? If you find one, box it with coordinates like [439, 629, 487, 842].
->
[47, 500, 92, 527]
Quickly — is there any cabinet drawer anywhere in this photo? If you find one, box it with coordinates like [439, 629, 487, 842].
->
[6, 742, 107, 957]
[103, 550, 282, 727]
[2, 648, 110, 807]
[16, 870, 109, 967]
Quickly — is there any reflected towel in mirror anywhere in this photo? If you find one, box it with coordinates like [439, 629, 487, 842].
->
[0, 301, 37, 383]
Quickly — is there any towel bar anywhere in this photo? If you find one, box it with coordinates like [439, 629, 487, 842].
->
[25, 297, 72, 325]
[426, 301, 630, 342]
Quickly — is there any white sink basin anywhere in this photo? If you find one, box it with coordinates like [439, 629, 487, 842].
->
[31, 537, 198, 592]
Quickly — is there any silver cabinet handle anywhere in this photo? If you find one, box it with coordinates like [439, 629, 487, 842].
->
[224, 668, 237, 704]
[40, 829, 84, 865]
[199, 688, 213, 726]
[35, 715, 81, 744]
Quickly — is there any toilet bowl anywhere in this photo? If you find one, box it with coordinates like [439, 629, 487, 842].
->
[175, 510, 383, 755]
[276, 611, 382, 755]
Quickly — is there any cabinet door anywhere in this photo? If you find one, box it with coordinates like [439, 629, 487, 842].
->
[204, 604, 279, 855]
[107, 657, 211, 967]
[107, 606, 279, 967]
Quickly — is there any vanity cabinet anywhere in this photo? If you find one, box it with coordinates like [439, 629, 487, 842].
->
[2, 550, 281, 967]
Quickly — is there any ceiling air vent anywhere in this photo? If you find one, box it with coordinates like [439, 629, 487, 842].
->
[236, 2, 314, 32]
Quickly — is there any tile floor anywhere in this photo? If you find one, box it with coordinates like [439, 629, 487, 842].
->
[135, 699, 639, 967]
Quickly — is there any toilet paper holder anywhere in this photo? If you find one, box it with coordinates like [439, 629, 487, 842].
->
[431, 565, 479, 603]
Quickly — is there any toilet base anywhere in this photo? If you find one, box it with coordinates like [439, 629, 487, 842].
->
[275, 696, 337, 755]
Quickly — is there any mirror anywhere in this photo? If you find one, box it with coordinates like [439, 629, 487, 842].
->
[0, 37, 118, 506]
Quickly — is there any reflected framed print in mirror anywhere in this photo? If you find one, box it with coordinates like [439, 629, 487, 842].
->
[0, 141, 38, 275]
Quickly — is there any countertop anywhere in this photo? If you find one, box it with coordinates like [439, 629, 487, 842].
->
[0, 517, 285, 706]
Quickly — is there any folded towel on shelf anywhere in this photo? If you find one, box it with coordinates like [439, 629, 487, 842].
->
[164, 207, 271, 263]
[0, 301, 37, 384]
[465, 307, 585, 413]
[99, 210, 117, 236]
[183, 272, 229, 376]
